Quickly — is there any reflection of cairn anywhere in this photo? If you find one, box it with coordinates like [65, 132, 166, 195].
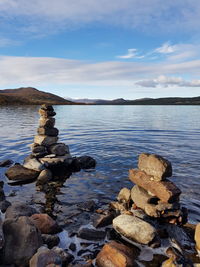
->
[129, 153, 187, 225]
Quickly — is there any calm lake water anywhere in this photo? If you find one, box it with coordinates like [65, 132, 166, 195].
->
[0, 105, 200, 224]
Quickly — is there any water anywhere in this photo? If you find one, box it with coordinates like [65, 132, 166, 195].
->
[0, 105, 200, 224]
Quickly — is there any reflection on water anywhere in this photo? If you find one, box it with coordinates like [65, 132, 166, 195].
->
[0, 105, 200, 223]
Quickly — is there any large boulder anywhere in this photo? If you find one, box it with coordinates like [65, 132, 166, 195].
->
[5, 202, 37, 220]
[30, 213, 61, 234]
[5, 164, 39, 181]
[129, 169, 181, 203]
[2, 216, 42, 266]
[96, 241, 139, 267]
[29, 246, 62, 267]
[113, 214, 156, 245]
[138, 153, 172, 181]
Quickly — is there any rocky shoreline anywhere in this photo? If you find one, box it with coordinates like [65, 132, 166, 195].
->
[0, 105, 200, 266]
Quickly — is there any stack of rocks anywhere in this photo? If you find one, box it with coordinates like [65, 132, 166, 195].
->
[129, 153, 187, 225]
[29, 104, 71, 167]
[5, 104, 96, 184]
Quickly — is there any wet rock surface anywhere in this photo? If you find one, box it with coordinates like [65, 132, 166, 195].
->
[2, 216, 42, 266]
[5, 164, 39, 181]
[113, 214, 156, 244]
[5, 202, 37, 219]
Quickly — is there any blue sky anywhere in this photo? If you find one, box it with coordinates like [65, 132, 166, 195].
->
[0, 0, 200, 99]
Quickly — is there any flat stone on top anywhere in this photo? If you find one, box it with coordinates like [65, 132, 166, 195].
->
[138, 153, 172, 181]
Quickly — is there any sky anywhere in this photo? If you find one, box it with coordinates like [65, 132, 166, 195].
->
[0, 0, 200, 99]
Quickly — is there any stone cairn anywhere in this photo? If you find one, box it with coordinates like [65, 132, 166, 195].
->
[109, 153, 188, 246]
[5, 104, 96, 185]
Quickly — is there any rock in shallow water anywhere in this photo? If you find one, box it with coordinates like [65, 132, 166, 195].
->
[96, 241, 139, 267]
[30, 213, 61, 234]
[113, 214, 156, 245]
[77, 228, 106, 241]
[5, 164, 39, 181]
[77, 156, 96, 169]
[2, 216, 42, 266]
[0, 159, 13, 167]
[29, 246, 62, 267]
[5, 202, 37, 219]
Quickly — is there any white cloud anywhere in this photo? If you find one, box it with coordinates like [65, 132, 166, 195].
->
[0, 55, 200, 89]
[117, 49, 138, 59]
[154, 42, 176, 54]
[0, 0, 200, 37]
[136, 75, 200, 88]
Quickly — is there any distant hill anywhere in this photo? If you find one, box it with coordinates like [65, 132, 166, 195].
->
[65, 96, 200, 105]
[93, 97, 200, 105]
[0, 87, 75, 105]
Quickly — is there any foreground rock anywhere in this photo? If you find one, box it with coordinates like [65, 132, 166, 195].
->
[30, 213, 61, 234]
[2, 216, 42, 266]
[29, 246, 62, 267]
[129, 169, 181, 203]
[5, 164, 39, 181]
[113, 214, 156, 244]
[96, 241, 139, 267]
[138, 153, 172, 181]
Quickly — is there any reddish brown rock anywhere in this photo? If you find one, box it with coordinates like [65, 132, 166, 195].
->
[129, 169, 181, 203]
[138, 153, 172, 181]
[96, 241, 138, 267]
[30, 214, 60, 234]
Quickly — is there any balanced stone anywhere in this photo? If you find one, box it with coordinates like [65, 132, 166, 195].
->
[48, 143, 69, 156]
[117, 188, 131, 203]
[37, 127, 59, 136]
[131, 185, 180, 218]
[23, 156, 45, 171]
[31, 144, 47, 153]
[39, 155, 72, 166]
[39, 117, 55, 128]
[39, 108, 56, 118]
[138, 153, 172, 181]
[34, 135, 58, 146]
[129, 169, 181, 203]
[113, 214, 156, 244]
[41, 104, 54, 111]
